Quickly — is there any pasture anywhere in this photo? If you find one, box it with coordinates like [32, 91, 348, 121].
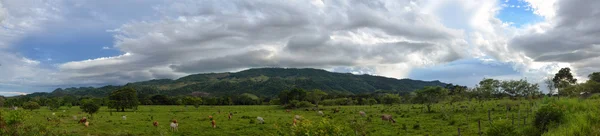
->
[4, 97, 600, 135]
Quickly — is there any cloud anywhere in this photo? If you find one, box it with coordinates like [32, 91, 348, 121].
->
[511, 0, 600, 79]
[1, 0, 598, 95]
[55, 0, 468, 84]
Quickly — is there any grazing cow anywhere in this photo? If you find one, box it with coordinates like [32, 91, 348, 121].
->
[211, 120, 216, 128]
[153, 121, 159, 127]
[256, 117, 264, 124]
[170, 120, 178, 131]
[293, 118, 297, 127]
[78, 117, 87, 124]
[228, 113, 232, 120]
[122, 115, 127, 120]
[294, 115, 302, 120]
[381, 114, 396, 123]
[317, 111, 324, 116]
[333, 108, 340, 113]
[359, 111, 366, 117]
[286, 109, 291, 113]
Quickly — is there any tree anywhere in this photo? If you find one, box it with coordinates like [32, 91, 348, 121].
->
[47, 98, 61, 111]
[151, 95, 170, 105]
[23, 101, 41, 111]
[0, 96, 5, 107]
[553, 67, 577, 97]
[80, 99, 100, 116]
[108, 87, 139, 112]
[589, 72, 600, 83]
[278, 90, 291, 105]
[381, 94, 401, 105]
[477, 78, 501, 99]
[306, 89, 327, 109]
[366, 98, 377, 106]
[288, 88, 307, 102]
[413, 86, 449, 112]
[544, 77, 556, 96]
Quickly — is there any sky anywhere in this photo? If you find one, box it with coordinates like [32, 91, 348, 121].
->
[1, 0, 599, 96]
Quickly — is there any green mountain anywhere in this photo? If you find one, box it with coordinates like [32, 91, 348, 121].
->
[34, 68, 449, 98]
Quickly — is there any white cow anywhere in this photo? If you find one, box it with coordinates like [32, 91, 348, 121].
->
[256, 117, 265, 124]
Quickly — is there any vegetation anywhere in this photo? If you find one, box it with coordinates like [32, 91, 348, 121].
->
[108, 87, 138, 112]
[80, 99, 100, 116]
[22, 101, 40, 111]
[2, 67, 600, 135]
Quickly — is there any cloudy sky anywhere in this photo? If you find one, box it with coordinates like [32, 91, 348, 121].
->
[1, 0, 598, 96]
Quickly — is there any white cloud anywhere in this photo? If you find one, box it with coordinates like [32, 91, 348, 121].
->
[0, 0, 598, 94]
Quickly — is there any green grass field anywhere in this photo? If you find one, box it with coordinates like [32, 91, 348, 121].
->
[4, 97, 600, 136]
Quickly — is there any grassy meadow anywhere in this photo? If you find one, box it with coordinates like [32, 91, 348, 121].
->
[3, 97, 600, 135]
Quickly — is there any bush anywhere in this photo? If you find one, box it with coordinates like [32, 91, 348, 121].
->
[487, 119, 518, 136]
[291, 119, 350, 136]
[80, 99, 100, 116]
[286, 100, 314, 109]
[534, 103, 564, 132]
[22, 101, 40, 111]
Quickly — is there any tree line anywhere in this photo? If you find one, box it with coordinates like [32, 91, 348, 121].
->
[2, 67, 598, 113]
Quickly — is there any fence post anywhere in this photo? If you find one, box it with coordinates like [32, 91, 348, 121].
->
[488, 109, 492, 124]
[478, 120, 482, 136]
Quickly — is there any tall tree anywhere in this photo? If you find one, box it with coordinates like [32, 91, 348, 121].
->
[80, 99, 100, 117]
[588, 72, 600, 83]
[0, 96, 5, 107]
[306, 89, 327, 109]
[413, 86, 449, 112]
[544, 76, 556, 95]
[476, 78, 501, 99]
[47, 98, 62, 111]
[108, 87, 139, 112]
[553, 67, 577, 96]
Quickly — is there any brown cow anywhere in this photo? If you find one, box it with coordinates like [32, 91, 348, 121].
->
[153, 121, 159, 127]
[381, 114, 396, 123]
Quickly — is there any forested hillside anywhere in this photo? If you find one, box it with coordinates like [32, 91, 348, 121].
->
[19, 68, 448, 98]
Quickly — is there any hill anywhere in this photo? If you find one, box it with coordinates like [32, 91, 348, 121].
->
[26, 68, 449, 98]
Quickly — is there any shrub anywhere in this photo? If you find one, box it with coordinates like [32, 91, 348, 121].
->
[286, 100, 314, 109]
[22, 101, 40, 111]
[534, 103, 564, 132]
[487, 119, 518, 136]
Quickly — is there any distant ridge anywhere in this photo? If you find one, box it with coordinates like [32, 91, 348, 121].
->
[23, 68, 449, 98]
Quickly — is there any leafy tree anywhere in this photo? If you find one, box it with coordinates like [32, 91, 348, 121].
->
[23, 101, 40, 111]
[476, 78, 501, 99]
[366, 98, 377, 106]
[589, 72, 600, 83]
[553, 67, 577, 96]
[47, 98, 62, 111]
[151, 95, 170, 105]
[413, 86, 449, 112]
[306, 89, 327, 109]
[278, 90, 291, 105]
[80, 99, 100, 116]
[187, 97, 202, 108]
[0, 96, 5, 107]
[108, 87, 139, 112]
[381, 94, 401, 105]
[288, 88, 307, 102]
[544, 77, 556, 96]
